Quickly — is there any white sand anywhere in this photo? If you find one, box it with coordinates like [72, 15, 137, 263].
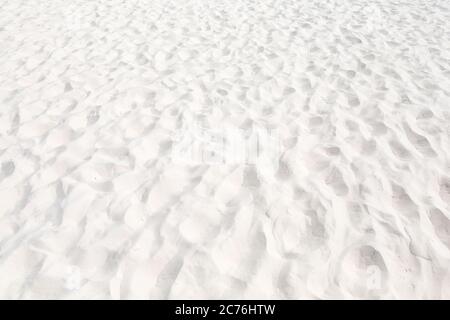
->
[0, 0, 450, 299]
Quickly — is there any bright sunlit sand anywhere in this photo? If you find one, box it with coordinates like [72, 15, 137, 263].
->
[0, 0, 450, 299]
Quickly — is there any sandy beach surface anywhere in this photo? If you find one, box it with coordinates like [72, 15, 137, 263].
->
[0, 0, 450, 299]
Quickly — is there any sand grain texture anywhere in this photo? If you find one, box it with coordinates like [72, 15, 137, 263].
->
[0, 0, 450, 299]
